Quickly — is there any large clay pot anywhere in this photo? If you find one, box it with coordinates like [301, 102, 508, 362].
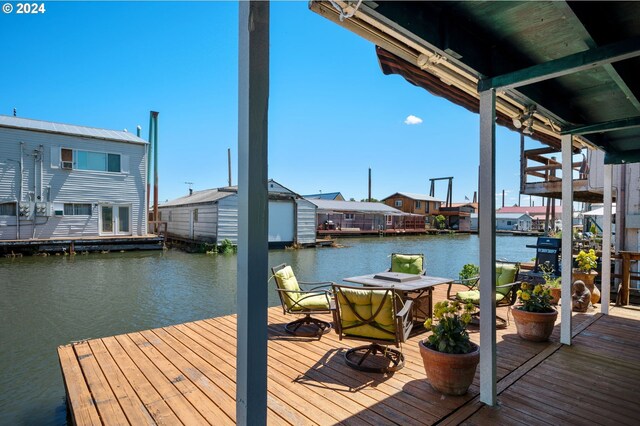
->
[511, 306, 558, 342]
[419, 341, 479, 396]
[573, 270, 600, 304]
[549, 287, 561, 305]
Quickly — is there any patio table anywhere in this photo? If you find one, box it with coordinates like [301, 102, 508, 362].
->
[343, 272, 454, 322]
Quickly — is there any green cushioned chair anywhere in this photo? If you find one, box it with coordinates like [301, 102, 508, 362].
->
[271, 263, 333, 336]
[452, 261, 521, 327]
[389, 253, 426, 275]
[331, 283, 413, 373]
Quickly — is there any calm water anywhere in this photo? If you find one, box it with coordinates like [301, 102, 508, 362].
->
[0, 234, 536, 425]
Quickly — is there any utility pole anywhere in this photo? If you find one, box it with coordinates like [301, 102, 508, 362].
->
[368, 167, 372, 202]
[228, 148, 233, 187]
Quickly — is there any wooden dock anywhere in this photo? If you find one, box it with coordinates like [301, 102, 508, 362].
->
[58, 285, 640, 425]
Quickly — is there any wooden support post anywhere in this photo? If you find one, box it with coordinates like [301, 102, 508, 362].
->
[237, 2, 269, 425]
[479, 89, 497, 406]
[560, 134, 573, 345]
[602, 164, 612, 314]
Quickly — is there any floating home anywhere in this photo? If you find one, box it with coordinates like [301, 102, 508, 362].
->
[302, 191, 345, 201]
[311, 199, 425, 235]
[158, 179, 316, 248]
[470, 212, 534, 232]
[0, 115, 159, 253]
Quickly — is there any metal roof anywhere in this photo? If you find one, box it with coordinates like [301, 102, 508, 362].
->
[382, 192, 443, 202]
[470, 213, 533, 220]
[309, 199, 406, 214]
[159, 188, 234, 207]
[303, 192, 343, 200]
[310, 1, 640, 163]
[0, 115, 148, 144]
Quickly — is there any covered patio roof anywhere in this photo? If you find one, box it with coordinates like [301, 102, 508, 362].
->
[310, 1, 640, 163]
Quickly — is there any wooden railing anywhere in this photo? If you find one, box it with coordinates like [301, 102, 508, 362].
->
[521, 147, 584, 189]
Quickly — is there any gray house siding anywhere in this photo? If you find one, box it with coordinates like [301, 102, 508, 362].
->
[0, 126, 146, 240]
[216, 195, 239, 244]
[160, 203, 219, 243]
[296, 199, 317, 244]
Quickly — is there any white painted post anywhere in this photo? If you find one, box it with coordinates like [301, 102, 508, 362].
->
[601, 164, 613, 314]
[237, 2, 269, 425]
[479, 89, 497, 406]
[560, 134, 573, 345]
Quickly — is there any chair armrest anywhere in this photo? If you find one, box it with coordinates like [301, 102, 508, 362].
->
[298, 280, 334, 292]
[396, 299, 414, 342]
[496, 280, 521, 289]
[396, 299, 413, 319]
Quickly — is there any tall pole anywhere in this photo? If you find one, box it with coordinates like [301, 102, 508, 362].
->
[368, 167, 372, 202]
[228, 148, 233, 187]
[152, 111, 159, 227]
[560, 134, 573, 345]
[147, 113, 154, 225]
[237, 1, 269, 424]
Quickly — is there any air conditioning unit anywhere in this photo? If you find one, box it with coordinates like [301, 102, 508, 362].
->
[61, 161, 73, 170]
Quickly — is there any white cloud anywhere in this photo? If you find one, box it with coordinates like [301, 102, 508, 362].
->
[404, 115, 423, 125]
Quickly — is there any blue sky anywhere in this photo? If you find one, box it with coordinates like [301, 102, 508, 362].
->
[1, 1, 547, 206]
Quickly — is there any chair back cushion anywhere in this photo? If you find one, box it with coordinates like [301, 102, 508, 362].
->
[390, 254, 424, 275]
[274, 266, 301, 308]
[336, 288, 396, 341]
[495, 263, 518, 296]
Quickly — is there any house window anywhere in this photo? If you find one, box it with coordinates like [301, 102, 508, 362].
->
[345, 213, 355, 220]
[415, 201, 421, 209]
[63, 203, 92, 216]
[0, 203, 17, 216]
[61, 148, 121, 172]
[395, 200, 403, 207]
[506, 220, 513, 226]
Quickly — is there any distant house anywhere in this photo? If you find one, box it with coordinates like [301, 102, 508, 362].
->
[497, 205, 562, 231]
[381, 192, 442, 218]
[310, 199, 423, 231]
[303, 192, 345, 201]
[0, 115, 148, 240]
[470, 213, 533, 232]
[439, 202, 476, 231]
[158, 179, 316, 247]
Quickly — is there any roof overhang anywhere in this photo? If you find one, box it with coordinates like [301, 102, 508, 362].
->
[310, 1, 640, 164]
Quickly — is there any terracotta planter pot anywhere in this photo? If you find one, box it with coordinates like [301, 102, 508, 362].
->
[419, 341, 479, 396]
[548, 287, 561, 305]
[511, 306, 558, 342]
[573, 270, 600, 304]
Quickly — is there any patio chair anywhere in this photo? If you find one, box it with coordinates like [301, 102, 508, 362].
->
[451, 261, 521, 326]
[331, 283, 413, 373]
[271, 263, 333, 336]
[388, 253, 426, 275]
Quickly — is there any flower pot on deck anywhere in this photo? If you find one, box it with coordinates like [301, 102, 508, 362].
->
[418, 340, 479, 396]
[511, 306, 558, 342]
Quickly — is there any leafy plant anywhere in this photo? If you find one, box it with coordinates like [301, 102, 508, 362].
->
[576, 249, 597, 273]
[424, 301, 475, 354]
[218, 239, 237, 254]
[435, 215, 446, 229]
[458, 263, 480, 281]
[539, 261, 561, 288]
[516, 283, 553, 313]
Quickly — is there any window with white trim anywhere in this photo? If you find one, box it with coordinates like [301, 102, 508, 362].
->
[395, 200, 403, 207]
[60, 148, 121, 172]
[63, 203, 92, 216]
[344, 213, 355, 220]
[415, 201, 422, 209]
[0, 203, 17, 216]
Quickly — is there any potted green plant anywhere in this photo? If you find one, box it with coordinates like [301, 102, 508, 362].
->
[511, 282, 558, 342]
[574, 248, 600, 304]
[540, 261, 561, 305]
[458, 263, 480, 282]
[418, 301, 479, 395]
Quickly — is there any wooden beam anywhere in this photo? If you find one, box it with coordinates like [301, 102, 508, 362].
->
[602, 165, 612, 314]
[478, 89, 497, 406]
[560, 134, 573, 346]
[237, 2, 269, 425]
[525, 147, 560, 156]
[478, 36, 640, 91]
[560, 116, 640, 135]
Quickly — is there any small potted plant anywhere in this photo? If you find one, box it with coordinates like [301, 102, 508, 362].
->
[511, 282, 558, 342]
[418, 301, 479, 395]
[574, 248, 600, 304]
[540, 261, 561, 305]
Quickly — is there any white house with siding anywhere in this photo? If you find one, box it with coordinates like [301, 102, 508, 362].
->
[158, 179, 316, 247]
[470, 213, 534, 232]
[0, 115, 148, 241]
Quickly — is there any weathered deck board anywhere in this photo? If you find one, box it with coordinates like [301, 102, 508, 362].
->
[59, 287, 640, 425]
